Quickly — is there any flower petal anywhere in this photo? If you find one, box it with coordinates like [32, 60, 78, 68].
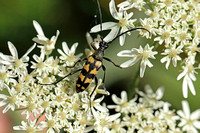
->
[33, 20, 45, 36]
[8, 41, 18, 59]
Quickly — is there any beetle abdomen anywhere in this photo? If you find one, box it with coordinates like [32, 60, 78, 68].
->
[76, 56, 102, 93]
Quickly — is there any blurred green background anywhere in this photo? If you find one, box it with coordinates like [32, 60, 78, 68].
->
[0, 0, 200, 132]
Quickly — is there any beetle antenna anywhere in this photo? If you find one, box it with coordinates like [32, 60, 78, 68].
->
[107, 27, 150, 44]
[96, 0, 104, 41]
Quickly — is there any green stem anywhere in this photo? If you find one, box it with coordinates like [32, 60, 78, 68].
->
[127, 66, 140, 100]
[36, 111, 45, 123]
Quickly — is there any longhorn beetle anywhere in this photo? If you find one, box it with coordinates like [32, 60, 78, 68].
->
[39, 0, 149, 100]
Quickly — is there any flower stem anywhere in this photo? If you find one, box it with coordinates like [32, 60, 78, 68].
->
[127, 66, 140, 100]
[36, 111, 45, 123]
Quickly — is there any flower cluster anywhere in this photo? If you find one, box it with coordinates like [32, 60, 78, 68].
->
[99, 0, 200, 98]
[0, 0, 200, 132]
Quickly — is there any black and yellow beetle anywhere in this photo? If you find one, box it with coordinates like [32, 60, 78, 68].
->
[39, 0, 149, 98]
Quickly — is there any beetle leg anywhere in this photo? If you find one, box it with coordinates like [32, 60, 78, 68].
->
[38, 69, 82, 86]
[101, 65, 108, 95]
[103, 57, 123, 68]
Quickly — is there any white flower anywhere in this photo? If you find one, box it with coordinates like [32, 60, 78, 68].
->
[107, 91, 137, 114]
[177, 58, 199, 98]
[57, 42, 82, 67]
[93, 112, 121, 132]
[0, 84, 21, 113]
[13, 119, 44, 132]
[82, 95, 108, 114]
[40, 112, 62, 133]
[0, 41, 36, 72]
[32, 20, 60, 52]
[160, 43, 183, 69]
[117, 44, 157, 77]
[117, 0, 146, 11]
[90, 0, 136, 46]
[177, 100, 200, 133]
[154, 26, 176, 46]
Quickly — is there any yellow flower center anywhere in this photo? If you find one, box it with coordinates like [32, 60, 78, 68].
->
[162, 32, 170, 39]
[180, 32, 187, 40]
[27, 127, 35, 133]
[68, 56, 75, 62]
[119, 19, 127, 27]
[165, 0, 172, 6]
[43, 77, 50, 84]
[169, 49, 178, 57]
[15, 83, 23, 92]
[60, 112, 66, 120]
[14, 59, 22, 67]
[37, 61, 45, 69]
[56, 96, 63, 102]
[25, 74, 31, 82]
[181, 14, 187, 21]
[0, 72, 7, 80]
[48, 120, 55, 128]
[141, 52, 149, 59]
[166, 19, 173, 26]
[9, 96, 17, 103]
[188, 65, 194, 73]
[121, 102, 128, 108]
[150, 11, 158, 18]
[41, 101, 49, 108]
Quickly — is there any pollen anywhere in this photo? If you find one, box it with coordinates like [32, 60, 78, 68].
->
[41, 101, 49, 108]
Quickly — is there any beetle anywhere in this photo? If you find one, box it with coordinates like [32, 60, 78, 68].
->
[39, 0, 149, 98]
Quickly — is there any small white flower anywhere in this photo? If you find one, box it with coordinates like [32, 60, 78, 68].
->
[93, 111, 121, 132]
[0, 42, 36, 73]
[177, 57, 199, 98]
[107, 91, 137, 114]
[40, 112, 62, 133]
[0, 84, 20, 113]
[82, 95, 108, 113]
[90, 0, 136, 45]
[13, 119, 44, 132]
[160, 43, 183, 69]
[32, 20, 60, 52]
[117, 0, 146, 11]
[154, 26, 176, 46]
[177, 100, 200, 133]
[57, 42, 83, 67]
[117, 44, 157, 77]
